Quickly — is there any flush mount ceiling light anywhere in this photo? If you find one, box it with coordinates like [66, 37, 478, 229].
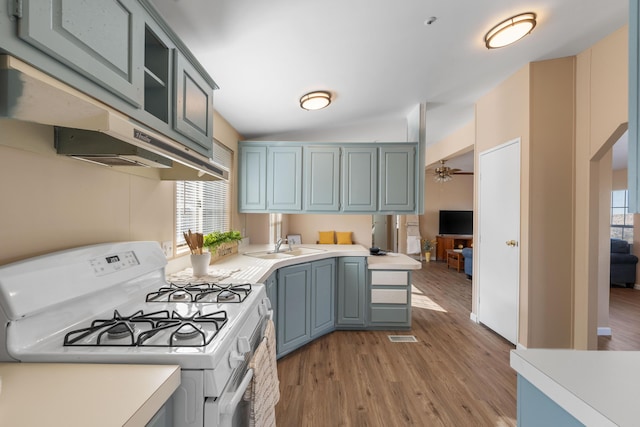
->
[300, 91, 331, 110]
[484, 12, 537, 49]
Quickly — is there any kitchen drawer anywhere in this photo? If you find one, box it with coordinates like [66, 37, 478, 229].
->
[371, 289, 407, 304]
[370, 306, 409, 324]
[370, 270, 408, 286]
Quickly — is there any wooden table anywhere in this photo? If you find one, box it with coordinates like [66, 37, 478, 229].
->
[446, 249, 465, 272]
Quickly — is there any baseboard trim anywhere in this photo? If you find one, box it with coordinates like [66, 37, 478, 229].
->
[469, 312, 478, 323]
[634, 284, 640, 290]
[516, 343, 527, 350]
[597, 327, 612, 336]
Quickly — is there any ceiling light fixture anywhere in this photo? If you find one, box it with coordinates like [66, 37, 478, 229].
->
[484, 12, 537, 49]
[300, 91, 331, 110]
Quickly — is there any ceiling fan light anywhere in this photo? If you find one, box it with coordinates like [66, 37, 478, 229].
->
[485, 12, 537, 49]
[300, 91, 332, 110]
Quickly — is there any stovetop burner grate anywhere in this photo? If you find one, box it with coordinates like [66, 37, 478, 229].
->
[63, 309, 228, 347]
[145, 282, 252, 304]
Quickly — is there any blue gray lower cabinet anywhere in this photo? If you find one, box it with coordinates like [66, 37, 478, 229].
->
[310, 258, 336, 338]
[336, 257, 367, 327]
[271, 256, 412, 358]
[277, 263, 312, 357]
[517, 376, 584, 426]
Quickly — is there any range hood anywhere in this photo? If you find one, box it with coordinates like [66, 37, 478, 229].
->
[0, 55, 228, 180]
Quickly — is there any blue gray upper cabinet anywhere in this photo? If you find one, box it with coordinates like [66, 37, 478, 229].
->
[379, 145, 415, 212]
[173, 50, 215, 151]
[237, 141, 422, 214]
[18, 0, 145, 107]
[342, 147, 377, 212]
[267, 146, 303, 211]
[304, 146, 341, 212]
[238, 145, 267, 211]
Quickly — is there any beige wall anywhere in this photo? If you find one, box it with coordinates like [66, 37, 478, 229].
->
[421, 173, 474, 243]
[474, 65, 531, 343]
[574, 25, 628, 349]
[426, 121, 474, 168]
[287, 214, 373, 247]
[473, 56, 576, 348]
[0, 111, 244, 267]
[527, 57, 576, 348]
[612, 168, 628, 190]
[0, 119, 174, 265]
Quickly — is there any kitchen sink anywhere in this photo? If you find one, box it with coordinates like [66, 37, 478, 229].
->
[243, 247, 325, 260]
[285, 247, 325, 256]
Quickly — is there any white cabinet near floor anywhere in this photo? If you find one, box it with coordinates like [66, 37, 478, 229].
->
[368, 270, 411, 328]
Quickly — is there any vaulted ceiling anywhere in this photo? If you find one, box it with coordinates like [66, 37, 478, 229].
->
[150, 0, 627, 155]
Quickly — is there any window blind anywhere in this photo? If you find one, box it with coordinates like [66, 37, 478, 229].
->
[175, 140, 231, 247]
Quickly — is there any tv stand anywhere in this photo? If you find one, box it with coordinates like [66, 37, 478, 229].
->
[436, 235, 473, 261]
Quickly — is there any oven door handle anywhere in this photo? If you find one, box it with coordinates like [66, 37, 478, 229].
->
[220, 368, 254, 415]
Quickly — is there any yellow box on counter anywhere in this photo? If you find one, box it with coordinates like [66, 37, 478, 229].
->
[209, 242, 238, 263]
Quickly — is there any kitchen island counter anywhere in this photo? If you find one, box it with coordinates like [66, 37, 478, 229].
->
[510, 349, 640, 426]
[0, 363, 180, 427]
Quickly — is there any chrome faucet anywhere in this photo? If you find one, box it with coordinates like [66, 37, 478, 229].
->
[274, 238, 284, 253]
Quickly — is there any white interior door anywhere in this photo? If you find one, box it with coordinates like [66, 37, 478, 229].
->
[477, 139, 520, 344]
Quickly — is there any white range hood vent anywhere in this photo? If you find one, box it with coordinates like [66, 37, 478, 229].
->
[0, 55, 228, 181]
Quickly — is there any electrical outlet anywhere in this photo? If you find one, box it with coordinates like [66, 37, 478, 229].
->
[161, 241, 173, 258]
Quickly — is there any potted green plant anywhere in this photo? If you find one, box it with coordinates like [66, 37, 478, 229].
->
[203, 230, 242, 249]
[423, 239, 437, 262]
[203, 230, 243, 261]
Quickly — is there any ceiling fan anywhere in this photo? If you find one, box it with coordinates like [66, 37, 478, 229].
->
[433, 159, 472, 183]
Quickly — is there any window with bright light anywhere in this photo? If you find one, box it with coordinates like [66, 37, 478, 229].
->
[175, 141, 232, 250]
[611, 189, 634, 243]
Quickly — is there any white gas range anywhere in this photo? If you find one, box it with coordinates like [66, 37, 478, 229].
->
[0, 241, 271, 427]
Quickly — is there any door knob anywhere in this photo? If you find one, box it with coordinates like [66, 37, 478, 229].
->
[506, 240, 518, 247]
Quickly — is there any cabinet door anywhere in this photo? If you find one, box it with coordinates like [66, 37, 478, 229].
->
[304, 147, 341, 212]
[311, 259, 336, 338]
[277, 263, 311, 356]
[337, 257, 367, 327]
[18, 0, 145, 107]
[173, 50, 215, 156]
[238, 145, 267, 212]
[267, 146, 303, 211]
[379, 145, 415, 211]
[265, 272, 277, 332]
[342, 147, 377, 212]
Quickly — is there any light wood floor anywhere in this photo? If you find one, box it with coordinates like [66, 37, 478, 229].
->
[275, 261, 518, 426]
[598, 285, 640, 350]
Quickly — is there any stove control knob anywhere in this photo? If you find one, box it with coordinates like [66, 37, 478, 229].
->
[259, 298, 272, 315]
[229, 351, 244, 368]
[237, 336, 251, 354]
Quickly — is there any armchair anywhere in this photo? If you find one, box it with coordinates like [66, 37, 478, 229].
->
[461, 247, 473, 279]
[610, 238, 638, 287]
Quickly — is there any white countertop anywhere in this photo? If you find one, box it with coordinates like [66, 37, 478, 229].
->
[171, 244, 421, 284]
[510, 349, 640, 426]
[0, 363, 180, 427]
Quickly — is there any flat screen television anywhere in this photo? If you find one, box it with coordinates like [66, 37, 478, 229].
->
[439, 210, 473, 235]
